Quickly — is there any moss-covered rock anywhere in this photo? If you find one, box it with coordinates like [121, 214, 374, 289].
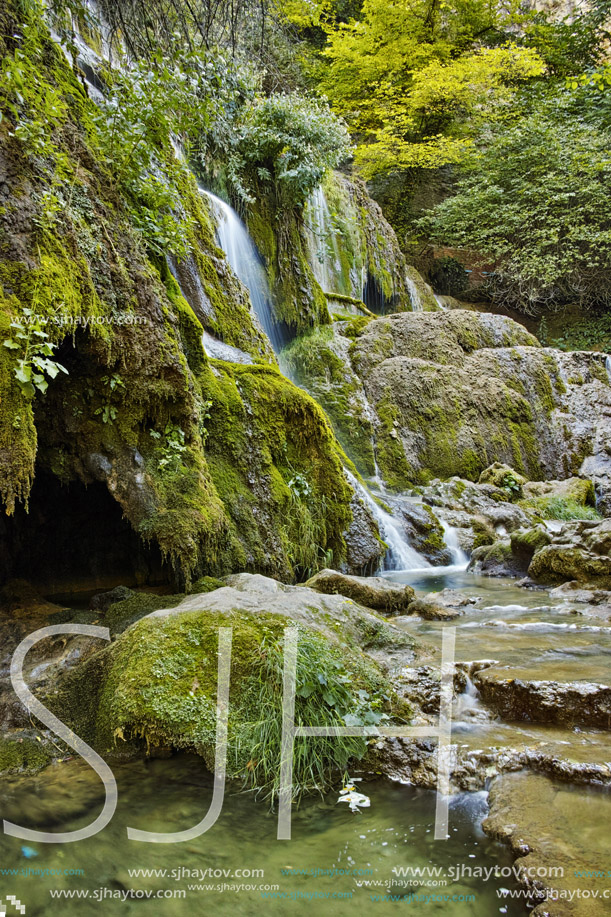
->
[528, 545, 611, 584]
[510, 527, 552, 565]
[51, 576, 413, 800]
[0, 6, 372, 590]
[348, 311, 610, 489]
[478, 463, 526, 499]
[406, 598, 461, 621]
[468, 541, 523, 577]
[281, 325, 376, 475]
[305, 569, 415, 615]
[0, 734, 54, 776]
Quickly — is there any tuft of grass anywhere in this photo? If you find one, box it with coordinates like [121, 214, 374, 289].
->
[521, 496, 601, 521]
[235, 627, 396, 803]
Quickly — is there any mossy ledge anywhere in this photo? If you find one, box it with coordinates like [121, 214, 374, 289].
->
[0, 6, 357, 590]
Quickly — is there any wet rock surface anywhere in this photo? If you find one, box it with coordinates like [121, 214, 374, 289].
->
[474, 666, 611, 729]
[305, 568, 415, 613]
[484, 772, 611, 915]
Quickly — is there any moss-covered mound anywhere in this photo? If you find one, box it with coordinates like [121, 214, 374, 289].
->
[284, 309, 609, 491]
[0, 4, 361, 589]
[52, 578, 412, 800]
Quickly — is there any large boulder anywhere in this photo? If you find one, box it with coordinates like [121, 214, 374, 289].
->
[305, 569, 415, 614]
[50, 575, 415, 799]
[284, 310, 611, 500]
[528, 545, 611, 584]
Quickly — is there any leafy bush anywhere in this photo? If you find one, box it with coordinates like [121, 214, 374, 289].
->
[428, 256, 468, 297]
[420, 89, 611, 312]
[229, 93, 351, 205]
[2, 309, 68, 397]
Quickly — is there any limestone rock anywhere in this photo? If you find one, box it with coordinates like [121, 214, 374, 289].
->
[406, 598, 462, 620]
[474, 666, 611, 729]
[528, 544, 611, 584]
[305, 569, 415, 614]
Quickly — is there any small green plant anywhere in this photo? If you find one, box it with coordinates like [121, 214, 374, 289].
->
[95, 403, 117, 424]
[287, 471, 311, 499]
[94, 374, 124, 424]
[500, 472, 523, 498]
[150, 423, 188, 471]
[3, 309, 68, 397]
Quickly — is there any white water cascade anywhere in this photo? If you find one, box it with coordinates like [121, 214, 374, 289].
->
[345, 470, 431, 572]
[304, 185, 344, 295]
[606, 354, 611, 383]
[405, 274, 423, 312]
[440, 518, 469, 568]
[201, 190, 284, 353]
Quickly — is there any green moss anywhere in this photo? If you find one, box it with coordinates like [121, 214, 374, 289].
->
[0, 736, 54, 775]
[53, 608, 402, 800]
[201, 361, 354, 579]
[510, 527, 552, 562]
[281, 326, 375, 475]
[247, 194, 330, 335]
[340, 315, 375, 339]
[104, 592, 185, 635]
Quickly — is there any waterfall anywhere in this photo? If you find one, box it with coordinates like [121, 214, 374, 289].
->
[606, 355, 611, 383]
[345, 470, 431, 572]
[405, 274, 422, 312]
[304, 185, 343, 295]
[440, 518, 469, 569]
[200, 190, 284, 353]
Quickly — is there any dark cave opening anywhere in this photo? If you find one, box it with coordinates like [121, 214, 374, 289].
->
[362, 273, 398, 315]
[0, 471, 170, 597]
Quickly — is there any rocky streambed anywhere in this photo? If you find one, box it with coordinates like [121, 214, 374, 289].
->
[0, 562, 609, 915]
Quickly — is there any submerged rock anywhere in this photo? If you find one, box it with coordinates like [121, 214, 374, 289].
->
[405, 598, 462, 620]
[305, 569, 415, 614]
[484, 772, 611, 916]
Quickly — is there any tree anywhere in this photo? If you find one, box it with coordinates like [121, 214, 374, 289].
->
[419, 87, 611, 312]
[318, 0, 545, 173]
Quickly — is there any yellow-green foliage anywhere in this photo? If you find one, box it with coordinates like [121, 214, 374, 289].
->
[321, 0, 544, 175]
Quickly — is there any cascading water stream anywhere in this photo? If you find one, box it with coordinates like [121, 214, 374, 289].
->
[405, 274, 423, 312]
[345, 470, 431, 572]
[201, 190, 284, 353]
[606, 354, 611, 383]
[440, 518, 469, 568]
[304, 185, 343, 295]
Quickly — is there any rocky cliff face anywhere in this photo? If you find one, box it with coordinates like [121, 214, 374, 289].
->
[284, 309, 611, 508]
[0, 10, 376, 592]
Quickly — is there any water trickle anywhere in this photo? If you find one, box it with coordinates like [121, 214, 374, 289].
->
[453, 674, 487, 730]
[405, 274, 422, 312]
[606, 354, 611, 383]
[200, 189, 284, 353]
[345, 470, 431, 572]
[440, 518, 469, 569]
[304, 185, 343, 295]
